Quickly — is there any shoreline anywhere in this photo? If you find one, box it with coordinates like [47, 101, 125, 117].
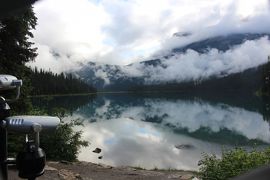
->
[9, 161, 198, 180]
[28, 90, 189, 98]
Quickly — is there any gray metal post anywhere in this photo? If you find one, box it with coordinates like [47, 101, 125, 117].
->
[0, 126, 8, 180]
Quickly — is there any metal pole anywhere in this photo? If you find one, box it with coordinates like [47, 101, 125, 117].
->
[0, 126, 8, 180]
[35, 131, 40, 151]
[0, 96, 10, 180]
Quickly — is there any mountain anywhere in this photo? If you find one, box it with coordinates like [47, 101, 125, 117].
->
[74, 33, 270, 92]
[172, 33, 269, 53]
[74, 62, 144, 90]
[130, 64, 265, 95]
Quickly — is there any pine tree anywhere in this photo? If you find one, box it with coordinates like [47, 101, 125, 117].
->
[0, 6, 37, 113]
[30, 68, 96, 95]
[262, 56, 270, 95]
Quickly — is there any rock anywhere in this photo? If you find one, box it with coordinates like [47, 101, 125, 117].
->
[75, 173, 83, 180]
[180, 174, 194, 180]
[45, 165, 58, 171]
[168, 174, 182, 179]
[10, 161, 197, 180]
[98, 163, 113, 169]
[93, 148, 102, 153]
[98, 156, 103, 159]
[175, 144, 194, 150]
[58, 169, 82, 180]
[122, 167, 137, 171]
[60, 160, 71, 164]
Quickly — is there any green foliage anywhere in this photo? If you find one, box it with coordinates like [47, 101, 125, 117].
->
[1, 6, 90, 162]
[128, 64, 264, 96]
[261, 57, 270, 96]
[198, 148, 270, 180]
[8, 108, 89, 162]
[0, 6, 37, 113]
[30, 68, 96, 95]
[40, 118, 89, 161]
[0, 7, 37, 69]
[34, 108, 89, 161]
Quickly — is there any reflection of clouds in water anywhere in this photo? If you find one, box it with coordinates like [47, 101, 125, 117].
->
[70, 97, 270, 170]
[143, 100, 270, 143]
[94, 99, 111, 116]
[76, 118, 223, 170]
[83, 98, 269, 143]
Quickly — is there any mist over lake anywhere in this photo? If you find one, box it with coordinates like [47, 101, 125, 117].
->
[32, 93, 270, 170]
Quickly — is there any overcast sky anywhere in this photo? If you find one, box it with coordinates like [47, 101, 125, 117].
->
[29, 0, 270, 72]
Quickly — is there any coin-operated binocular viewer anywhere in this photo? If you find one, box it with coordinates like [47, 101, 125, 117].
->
[0, 75, 60, 180]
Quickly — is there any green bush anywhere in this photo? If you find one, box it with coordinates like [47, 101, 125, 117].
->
[39, 108, 89, 161]
[40, 118, 88, 161]
[198, 148, 270, 180]
[8, 107, 88, 162]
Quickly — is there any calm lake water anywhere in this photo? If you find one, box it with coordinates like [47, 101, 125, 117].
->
[32, 93, 270, 170]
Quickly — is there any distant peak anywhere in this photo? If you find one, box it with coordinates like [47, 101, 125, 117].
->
[173, 32, 192, 38]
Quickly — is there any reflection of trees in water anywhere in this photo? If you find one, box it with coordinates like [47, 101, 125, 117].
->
[31, 95, 96, 115]
[32, 94, 270, 145]
[261, 59, 270, 122]
[84, 93, 269, 119]
[173, 126, 267, 146]
[74, 94, 270, 145]
[76, 94, 147, 122]
[262, 97, 270, 127]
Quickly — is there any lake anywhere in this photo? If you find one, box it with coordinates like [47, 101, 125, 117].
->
[32, 93, 270, 170]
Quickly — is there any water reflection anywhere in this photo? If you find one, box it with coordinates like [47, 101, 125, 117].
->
[75, 117, 224, 170]
[32, 95, 95, 115]
[59, 94, 270, 170]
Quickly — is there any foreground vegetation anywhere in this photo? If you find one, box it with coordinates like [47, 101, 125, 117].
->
[40, 109, 89, 161]
[7, 107, 89, 161]
[0, 5, 90, 161]
[198, 148, 270, 180]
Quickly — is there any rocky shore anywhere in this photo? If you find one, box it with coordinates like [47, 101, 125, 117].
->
[9, 161, 198, 180]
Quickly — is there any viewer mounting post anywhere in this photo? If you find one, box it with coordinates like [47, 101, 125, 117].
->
[0, 75, 16, 180]
[0, 75, 60, 180]
[0, 121, 8, 180]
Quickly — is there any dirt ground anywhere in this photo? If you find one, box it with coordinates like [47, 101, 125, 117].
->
[8, 161, 198, 180]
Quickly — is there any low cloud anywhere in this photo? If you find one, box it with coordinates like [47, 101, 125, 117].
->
[141, 37, 270, 83]
[28, 0, 270, 74]
[89, 37, 270, 85]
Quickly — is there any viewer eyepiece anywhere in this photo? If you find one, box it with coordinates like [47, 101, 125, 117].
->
[0, 75, 22, 90]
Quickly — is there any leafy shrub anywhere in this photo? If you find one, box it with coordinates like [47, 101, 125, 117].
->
[198, 148, 270, 180]
[40, 118, 88, 161]
[8, 107, 88, 162]
[39, 108, 89, 161]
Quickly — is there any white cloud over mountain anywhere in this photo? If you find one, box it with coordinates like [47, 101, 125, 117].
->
[28, 0, 270, 73]
[142, 37, 270, 83]
[76, 37, 270, 85]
